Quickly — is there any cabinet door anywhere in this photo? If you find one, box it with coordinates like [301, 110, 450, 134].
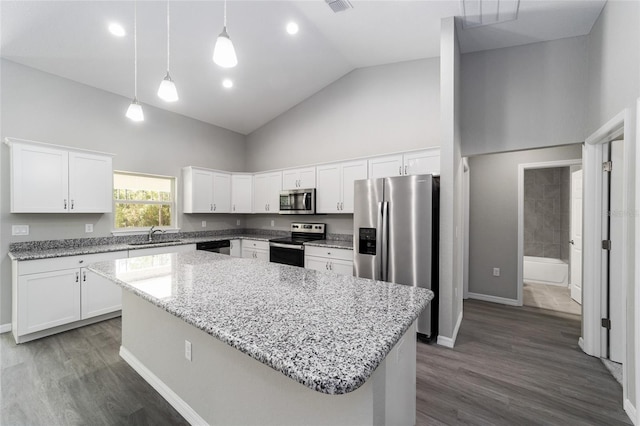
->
[253, 173, 279, 213]
[265, 172, 283, 213]
[212, 172, 231, 213]
[254, 249, 269, 262]
[315, 164, 341, 214]
[11, 142, 69, 213]
[328, 259, 354, 276]
[81, 268, 122, 319]
[230, 239, 242, 257]
[404, 148, 440, 176]
[282, 169, 300, 190]
[242, 248, 255, 259]
[340, 160, 368, 213]
[17, 269, 81, 335]
[189, 169, 214, 213]
[305, 256, 330, 272]
[231, 175, 253, 213]
[368, 154, 403, 179]
[297, 167, 316, 188]
[68, 152, 113, 213]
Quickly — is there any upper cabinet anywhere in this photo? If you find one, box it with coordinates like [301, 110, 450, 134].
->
[231, 174, 253, 213]
[368, 148, 440, 179]
[183, 167, 231, 213]
[8, 138, 113, 213]
[253, 171, 282, 213]
[282, 167, 316, 190]
[316, 160, 367, 214]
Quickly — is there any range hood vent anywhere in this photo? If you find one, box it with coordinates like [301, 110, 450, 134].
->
[325, 0, 353, 13]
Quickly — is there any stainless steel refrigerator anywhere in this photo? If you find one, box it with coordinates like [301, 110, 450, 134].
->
[353, 174, 439, 341]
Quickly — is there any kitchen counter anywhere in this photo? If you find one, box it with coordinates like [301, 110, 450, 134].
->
[304, 239, 353, 250]
[89, 250, 432, 395]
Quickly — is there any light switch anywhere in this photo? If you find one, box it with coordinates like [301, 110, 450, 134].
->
[12, 225, 29, 236]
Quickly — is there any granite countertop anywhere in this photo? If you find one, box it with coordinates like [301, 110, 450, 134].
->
[8, 234, 274, 261]
[88, 251, 432, 395]
[304, 240, 353, 250]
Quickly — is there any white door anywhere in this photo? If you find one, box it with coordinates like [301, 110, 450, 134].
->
[191, 169, 214, 213]
[340, 160, 368, 213]
[316, 164, 341, 213]
[81, 268, 122, 319]
[282, 169, 300, 190]
[328, 259, 354, 276]
[11, 142, 69, 213]
[265, 172, 282, 213]
[404, 148, 440, 176]
[609, 140, 624, 363]
[212, 172, 231, 213]
[231, 174, 253, 213]
[305, 256, 329, 272]
[68, 151, 113, 213]
[297, 167, 316, 188]
[230, 240, 242, 257]
[570, 168, 583, 304]
[368, 154, 403, 179]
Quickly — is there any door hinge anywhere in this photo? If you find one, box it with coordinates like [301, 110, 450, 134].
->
[603, 161, 612, 172]
[602, 240, 612, 250]
[601, 318, 612, 330]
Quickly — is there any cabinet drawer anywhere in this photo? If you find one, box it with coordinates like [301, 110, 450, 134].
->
[241, 239, 269, 251]
[18, 251, 127, 276]
[305, 246, 353, 261]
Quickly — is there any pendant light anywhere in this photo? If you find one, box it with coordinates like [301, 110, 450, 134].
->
[126, 0, 144, 121]
[157, 1, 178, 102]
[213, 0, 237, 68]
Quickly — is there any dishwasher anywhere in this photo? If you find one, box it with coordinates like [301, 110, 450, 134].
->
[196, 240, 231, 255]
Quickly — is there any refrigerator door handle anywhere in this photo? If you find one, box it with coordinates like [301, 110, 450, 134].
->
[376, 201, 384, 281]
[381, 201, 389, 282]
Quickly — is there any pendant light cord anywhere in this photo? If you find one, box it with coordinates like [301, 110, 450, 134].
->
[134, 0, 138, 98]
[224, 0, 227, 27]
[166, 1, 170, 72]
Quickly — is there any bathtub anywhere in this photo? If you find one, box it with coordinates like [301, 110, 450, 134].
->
[523, 256, 569, 287]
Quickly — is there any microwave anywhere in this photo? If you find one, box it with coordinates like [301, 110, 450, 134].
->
[279, 189, 316, 215]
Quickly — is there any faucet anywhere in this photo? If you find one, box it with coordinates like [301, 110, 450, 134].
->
[148, 225, 166, 242]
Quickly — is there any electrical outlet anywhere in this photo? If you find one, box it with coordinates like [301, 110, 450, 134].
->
[85, 224, 94, 233]
[12, 225, 29, 236]
[185, 340, 192, 361]
[236, 219, 241, 226]
[493, 268, 500, 277]
[271, 220, 275, 227]
[201, 221, 206, 228]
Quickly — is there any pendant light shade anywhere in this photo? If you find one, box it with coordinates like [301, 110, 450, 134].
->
[213, 0, 237, 68]
[158, 1, 179, 102]
[126, 98, 144, 121]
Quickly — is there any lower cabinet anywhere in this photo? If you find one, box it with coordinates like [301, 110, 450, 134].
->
[242, 239, 269, 261]
[13, 251, 126, 342]
[304, 246, 354, 276]
[230, 239, 242, 257]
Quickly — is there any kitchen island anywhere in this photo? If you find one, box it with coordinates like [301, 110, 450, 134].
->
[89, 251, 433, 425]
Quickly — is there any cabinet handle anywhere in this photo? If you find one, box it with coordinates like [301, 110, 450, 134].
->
[64, 199, 68, 210]
[340, 202, 344, 210]
[233, 205, 235, 211]
[231, 242, 234, 249]
[399, 166, 402, 175]
[75, 272, 79, 283]
[83, 271, 86, 282]
[337, 202, 340, 210]
[214, 204, 217, 211]
[267, 203, 270, 211]
[325, 262, 328, 270]
[210, 204, 213, 212]
[329, 262, 333, 270]
[71, 199, 74, 210]
[404, 165, 408, 175]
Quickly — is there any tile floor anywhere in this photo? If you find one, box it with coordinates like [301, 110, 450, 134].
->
[523, 282, 582, 315]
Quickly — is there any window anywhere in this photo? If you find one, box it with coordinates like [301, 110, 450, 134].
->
[113, 171, 176, 230]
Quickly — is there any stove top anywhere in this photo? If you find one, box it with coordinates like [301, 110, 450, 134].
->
[269, 223, 326, 247]
[269, 236, 319, 246]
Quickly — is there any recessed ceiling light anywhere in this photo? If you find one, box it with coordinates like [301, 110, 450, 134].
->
[108, 22, 126, 37]
[286, 22, 299, 35]
[222, 79, 234, 89]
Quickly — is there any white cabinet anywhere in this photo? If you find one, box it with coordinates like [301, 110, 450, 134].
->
[230, 239, 242, 257]
[316, 160, 367, 214]
[305, 246, 353, 276]
[231, 174, 253, 213]
[8, 139, 113, 213]
[12, 251, 126, 343]
[128, 244, 196, 257]
[183, 167, 231, 213]
[368, 148, 440, 179]
[242, 239, 269, 261]
[282, 167, 316, 190]
[253, 172, 282, 213]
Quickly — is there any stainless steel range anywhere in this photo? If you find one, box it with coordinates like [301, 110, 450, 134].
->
[269, 223, 326, 267]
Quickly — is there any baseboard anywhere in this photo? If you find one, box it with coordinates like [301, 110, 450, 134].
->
[437, 310, 463, 348]
[624, 398, 637, 425]
[467, 292, 519, 306]
[119, 346, 208, 426]
[0, 323, 11, 334]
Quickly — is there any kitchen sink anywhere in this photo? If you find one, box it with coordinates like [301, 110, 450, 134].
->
[129, 240, 182, 246]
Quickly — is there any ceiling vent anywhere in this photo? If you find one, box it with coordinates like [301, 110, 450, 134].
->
[325, 0, 353, 13]
[460, 0, 520, 29]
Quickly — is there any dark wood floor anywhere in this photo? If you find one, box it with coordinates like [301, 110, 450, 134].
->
[0, 300, 631, 425]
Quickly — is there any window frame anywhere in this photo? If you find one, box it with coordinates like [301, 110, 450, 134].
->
[112, 170, 178, 234]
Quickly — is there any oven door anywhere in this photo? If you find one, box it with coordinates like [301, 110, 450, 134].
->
[269, 243, 304, 267]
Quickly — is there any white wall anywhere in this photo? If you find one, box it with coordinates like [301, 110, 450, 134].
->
[0, 60, 247, 325]
[585, 0, 640, 414]
[245, 58, 440, 172]
[461, 36, 588, 157]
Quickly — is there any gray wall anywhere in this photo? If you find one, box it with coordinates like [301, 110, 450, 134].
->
[461, 36, 588, 157]
[523, 167, 570, 261]
[0, 60, 247, 325]
[586, 0, 640, 408]
[245, 58, 440, 172]
[468, 145, 582, 300]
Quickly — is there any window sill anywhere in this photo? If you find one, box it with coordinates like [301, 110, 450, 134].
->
[111, 228, 181, 236]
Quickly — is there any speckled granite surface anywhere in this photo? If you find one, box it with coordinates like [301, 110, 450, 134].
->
[88, 251, 432, 395]
[8, 229, 285, 261]
[304, 240, 354, 250]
